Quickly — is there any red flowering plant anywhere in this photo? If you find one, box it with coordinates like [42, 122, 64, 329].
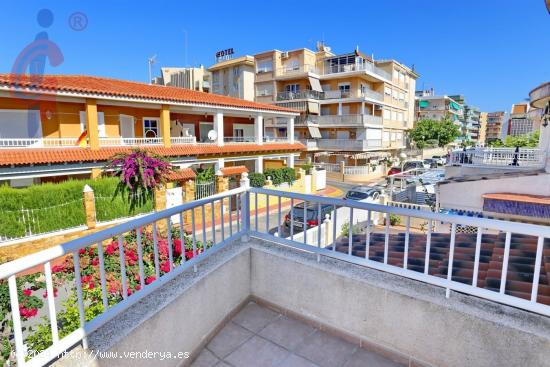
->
[104, 149, 173, 212]
[17, 226, 212, 359]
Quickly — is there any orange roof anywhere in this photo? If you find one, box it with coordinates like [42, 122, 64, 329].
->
[483, 193, 550, 205]
[511, 103, 528, 114]
[0, 143, 304, 167]
[220, 166, 249, 176]
[166, 168, 196, 181]
[0, 74, 298, 114]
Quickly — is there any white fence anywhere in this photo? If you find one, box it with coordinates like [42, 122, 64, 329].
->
[0, 138, 79, 148]
[195, 181, 216, 200]
[449, 148, 546, 168]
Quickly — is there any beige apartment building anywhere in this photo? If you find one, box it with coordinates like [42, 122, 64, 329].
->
[208, 56, 256, 101]
[208, 43, 418, 163]
[479, 112, 487, 144]
[153, 66, 210, 92]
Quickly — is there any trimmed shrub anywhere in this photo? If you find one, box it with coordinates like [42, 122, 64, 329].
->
[248, 172, 266, 188]
[264, 167, 296, 186]
[0, 177, 152, 239]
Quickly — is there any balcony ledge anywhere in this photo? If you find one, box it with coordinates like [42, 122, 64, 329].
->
[70, 238, 550, 367]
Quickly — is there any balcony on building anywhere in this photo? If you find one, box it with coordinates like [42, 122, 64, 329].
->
[321, 52, 392, 81]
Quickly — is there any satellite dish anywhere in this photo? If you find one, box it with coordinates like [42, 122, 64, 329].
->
[207, 130, 218, 141]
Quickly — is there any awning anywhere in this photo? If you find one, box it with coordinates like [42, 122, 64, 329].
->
[450, 101, 460, 110]
[308, 77, 323, 92]
[419, 100, 429, 108]
[308, 101, 320, 114]
[308, 126, 322, 139]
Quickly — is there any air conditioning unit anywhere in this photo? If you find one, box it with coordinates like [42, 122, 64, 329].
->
[281, 51, 289, 59]
[374, 105, 383, 111]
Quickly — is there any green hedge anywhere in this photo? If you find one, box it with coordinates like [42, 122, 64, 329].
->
[264, 167, 296, 186]
[248, 173, 266, 188]
[0, 177, 152, 239]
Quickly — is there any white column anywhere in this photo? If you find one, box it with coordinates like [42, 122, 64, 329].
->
[215, 158, 224, 172]
[287, 154, 295, 168]
[361, 102, 366, 115]
[213, 111, 224, 146]
[338, 103, 343, 116]
[255, 115, 263, 145]
[287, 117, 295, 144]
[255, 156, 263, 173]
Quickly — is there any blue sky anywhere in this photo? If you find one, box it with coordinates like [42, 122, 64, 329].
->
[1, 1, 548, 112]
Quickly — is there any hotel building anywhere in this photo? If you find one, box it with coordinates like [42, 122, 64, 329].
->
[0, 74, 301, 186]
[208, 43, 419, 164]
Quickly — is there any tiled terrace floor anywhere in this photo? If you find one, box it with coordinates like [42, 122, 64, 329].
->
[191, 302, 404, 367]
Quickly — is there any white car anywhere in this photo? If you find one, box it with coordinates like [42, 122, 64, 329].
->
[431, 155, 447, 165]
[344, 186, 381, 203]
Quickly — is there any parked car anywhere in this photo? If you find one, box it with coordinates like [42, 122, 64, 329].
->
[284, 202, 334, 231]
[423, 158, 438, 169]
[402, 160, 430, 171]
[431, 155, 447, 165]
[387, 166, 402, 176]
[344, 186, 381, 203]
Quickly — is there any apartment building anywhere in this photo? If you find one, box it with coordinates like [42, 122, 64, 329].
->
[485, 111, 506, 142]
[479, 111, 487, 144]
[448, 95, 480, 143]
[152, 66, 211, 92]
[415, 90, 464, 141]
[507, 102, 539, 136]
[0, 74, 301, 186]
[207, 43, 418, 163]
[208, 56, 255, 101]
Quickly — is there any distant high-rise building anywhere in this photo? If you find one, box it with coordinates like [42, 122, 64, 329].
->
[508, 102, 538, 136]
[449, 95, 480, 143]
[485, 111, 506, 143]
[153, 66, 211, 92]
[479, 112, 488, 144]
[415, 90, 464, 143]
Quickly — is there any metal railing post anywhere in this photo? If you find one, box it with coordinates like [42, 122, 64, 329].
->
[240, 173, 251, 242]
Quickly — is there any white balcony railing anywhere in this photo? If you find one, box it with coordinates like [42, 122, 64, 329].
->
[0, 138, 80, 148]
[224, 136, 256, 143]
[2, 178, 549, 366]
[316, 139, 382, 151]
[314, 114, 383, 127]
[323, 62, 392, 80]
[449, 148, 546, 168]
[0, 137, 198, 149]
[263, 137, 289, 143]
[276, 64, 319, 76]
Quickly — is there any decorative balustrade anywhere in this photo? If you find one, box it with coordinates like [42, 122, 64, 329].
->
[449, 148, 546, 168]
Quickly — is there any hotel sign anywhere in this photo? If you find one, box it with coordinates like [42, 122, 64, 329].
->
[215, 48, 234, 62]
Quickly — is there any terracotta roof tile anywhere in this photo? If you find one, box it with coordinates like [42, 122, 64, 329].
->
[166, 168, 196, 181]
[483, 193, 550, 205]
[0, 74, 298, 114]
[220, 166, 249, 176]
[0, 143, 305, 167]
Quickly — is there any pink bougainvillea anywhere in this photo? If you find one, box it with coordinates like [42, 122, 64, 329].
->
[105, 149, 172, 212]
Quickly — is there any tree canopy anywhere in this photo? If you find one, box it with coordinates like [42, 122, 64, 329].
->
[409, 118, 461, 149]
[488, 130, 539, 148]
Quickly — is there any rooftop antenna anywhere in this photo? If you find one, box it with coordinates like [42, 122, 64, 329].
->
[148, 55, 157, 84]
